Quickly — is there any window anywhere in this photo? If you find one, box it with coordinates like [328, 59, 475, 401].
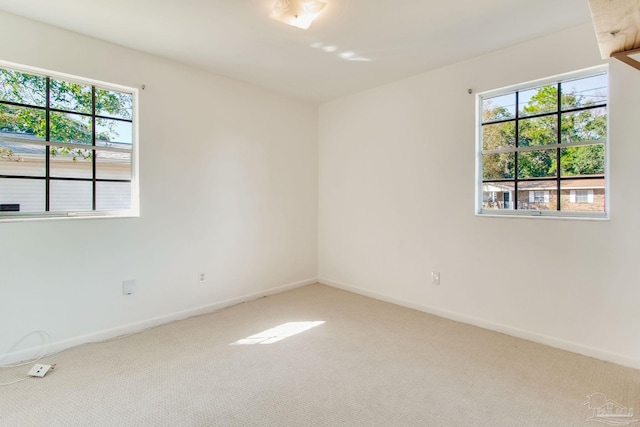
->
[530, 191, 549, 203]
[571, 189, 594, 203]
[0, 62, 137, 220]
[477, 67, 607, 218]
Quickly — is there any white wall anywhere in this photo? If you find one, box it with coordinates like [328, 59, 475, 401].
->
[3, 12, 638, 370]
[319, 23, 640, 369]
[0, 12, 318, 360]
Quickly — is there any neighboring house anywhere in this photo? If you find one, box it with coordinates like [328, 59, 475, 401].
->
[483, 178, 605, 212]
[0, 139, 130, 212]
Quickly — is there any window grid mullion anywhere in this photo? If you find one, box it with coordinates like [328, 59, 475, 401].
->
[0, 99, 133, 124]
[0, 136, 132, 154]
[482, 139, 605, 155]
[92, 86, 97, 211]
[557, 82, 562, 211]
[514, 91, 519, 210]
[0, 174, 131, 183]
[45, 77, 51, 212]
[481, 103, 606, 126]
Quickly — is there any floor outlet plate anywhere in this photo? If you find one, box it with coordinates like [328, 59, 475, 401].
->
[27, 364, 53, 377]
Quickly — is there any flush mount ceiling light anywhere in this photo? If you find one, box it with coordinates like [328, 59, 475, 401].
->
[271, 0, 328, 30]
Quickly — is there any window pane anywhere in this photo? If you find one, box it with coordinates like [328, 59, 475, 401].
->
[483, 182, 515, 210]
[0, 69, 46, 107]
[561, 108, 606, 144]
[482, 121, 514, 151]
[50, 112, 92, 145]
[560, 145, 604, 177]
[0, 104, 46, 140]
[518, 85, 557, 117]
[518, 115, 557, 147]
[561, 178, 605, 213]
[561, 74, 607, 110]
[96, 181, 131, 210]
[483, 153, 514, 180]
[50, 147, 93, 179]
[517, 149, 557, 179]
[96, 89, 133, 120]
[0, 178, 45, 212]
[0, 140, 45, 177]
[482, 93, 515, 123]
[49, 79, 92, 114]
[96, 150, 131, 180]
[50, 180, 92, 212]
[96, 118, 132, 148]
[517, 180, 556, 211]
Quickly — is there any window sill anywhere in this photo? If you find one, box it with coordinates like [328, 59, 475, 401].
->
[0, 210, 139, 223]
[476, 209, 609, 221]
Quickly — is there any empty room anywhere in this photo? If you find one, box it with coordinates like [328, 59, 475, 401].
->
[1, 0, 639, 425]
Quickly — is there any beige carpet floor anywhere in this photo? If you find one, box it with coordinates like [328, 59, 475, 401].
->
[1, 284, 639, 426]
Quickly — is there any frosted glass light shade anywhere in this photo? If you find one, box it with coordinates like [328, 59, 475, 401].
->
[271, 0, 327, 30]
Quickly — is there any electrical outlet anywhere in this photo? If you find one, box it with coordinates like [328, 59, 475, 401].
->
[198, 272, 206, 284]
[28, 364, 54, 377]
[431, 271, 440, 285]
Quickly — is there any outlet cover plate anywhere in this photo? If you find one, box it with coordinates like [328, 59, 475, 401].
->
[431, 272, 440, 285]
[28, 364, 53, 377]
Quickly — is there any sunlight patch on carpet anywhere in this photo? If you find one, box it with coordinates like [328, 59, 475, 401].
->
[231, 321, 325, 345]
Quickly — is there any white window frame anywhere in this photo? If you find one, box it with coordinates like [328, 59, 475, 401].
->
[475, 65, 609, 220]
[0, 60, 139, 222]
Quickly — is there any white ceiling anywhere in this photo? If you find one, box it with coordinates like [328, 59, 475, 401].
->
[0, 0, 594, 103]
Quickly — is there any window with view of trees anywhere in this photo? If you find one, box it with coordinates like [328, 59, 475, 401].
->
[0, 63, 136, 219]
[478, 68, 607, 218]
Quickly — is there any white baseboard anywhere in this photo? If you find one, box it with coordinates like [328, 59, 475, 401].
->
[319, 277, 640, 371]
[3, 277, 318, 366]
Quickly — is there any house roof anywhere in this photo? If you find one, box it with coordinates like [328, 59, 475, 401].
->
[485, 178, 605, 192]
